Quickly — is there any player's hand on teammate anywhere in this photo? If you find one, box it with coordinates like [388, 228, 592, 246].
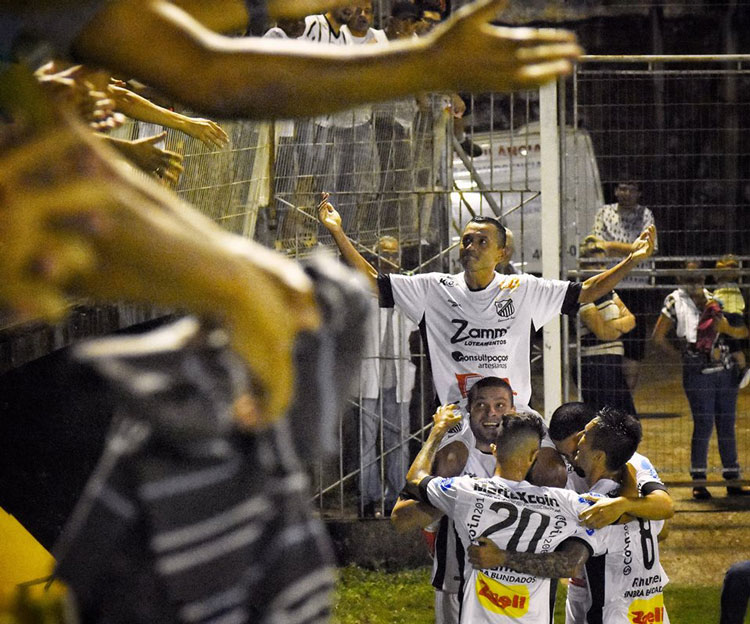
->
[428, 0, 583, 94]
[317, 192, 342, 232]
[629, 224, 656, 264]
[578, 496, 629, 529]
[433, 404, 462, 431]
[467, 536, 506, 569]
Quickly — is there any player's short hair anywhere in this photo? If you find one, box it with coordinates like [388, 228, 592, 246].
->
[548, 402, 596, 442]
[494, 412, 545, 455]
[466, 216, 507, 248]
[466, 377, 514, 411]
[588, 406, 642, 472]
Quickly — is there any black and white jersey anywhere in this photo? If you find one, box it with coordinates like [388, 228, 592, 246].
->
[301, 14, 351, 44]
[379, 272, 579, 409]
[431, 422, 496, 594]
[417, 475, 604, 624]
[566, 454, 670, 624]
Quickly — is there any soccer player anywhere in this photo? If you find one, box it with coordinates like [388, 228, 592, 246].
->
[394, 408, 607, 624]
[393, 377, 514, 624]
[471, 408, 673, 624]
[319, 196, 656, 411]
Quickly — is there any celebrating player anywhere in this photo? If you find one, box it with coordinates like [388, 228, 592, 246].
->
[394, 408, 608, 624]
[319, 194, 657, 412]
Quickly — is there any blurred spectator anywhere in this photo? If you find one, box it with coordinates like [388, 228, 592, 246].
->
[341, 1, 387, 43]
[576, 238, 637, 414]
[587, 180, 657, 395]
[263, 18, 306, 39]
[372, 1, 421, 227]
[357, 234, 416, 517]
[712, 254, 750, 388]
[652, 260, 750, 499]
[721, 560, 750, 624]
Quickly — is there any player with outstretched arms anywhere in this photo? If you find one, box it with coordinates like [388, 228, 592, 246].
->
[318, 194, 656, 413]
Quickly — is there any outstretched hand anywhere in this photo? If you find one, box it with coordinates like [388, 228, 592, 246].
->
[123, 132, 184, 185]
[317, 192, 342, 232]
[630, 224, 656, 263]
[184, 117, 230, 149]
[429, 0, 583, 93]
[0, 102, 317, 424]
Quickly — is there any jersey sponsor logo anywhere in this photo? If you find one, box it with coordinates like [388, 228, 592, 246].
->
[438, 477, 455, 492]
[451, 352, 508, 369]
[498, 277, 521, 292]
[494, 298, 515, 320]
[627, 595, 666, 624]
[455, 373, 483, 397]
[476, 573, 530, 616]
[450, 319, 508, 346]
[473, 481, 561, 509]
[440, 276, 458, 288]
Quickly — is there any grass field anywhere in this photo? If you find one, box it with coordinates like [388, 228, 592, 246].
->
[333, 566, 733, 624]
[330, 347, 750, 623]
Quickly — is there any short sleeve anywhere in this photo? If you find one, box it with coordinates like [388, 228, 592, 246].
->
[591, 207, 607, 239]
[423, 476, 462, 517]
[386, 273, 432, 323]
[628, 455, 664, 493]
[523, 274, 576, 328]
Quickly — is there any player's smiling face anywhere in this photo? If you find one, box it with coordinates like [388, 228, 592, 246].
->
[469, 386, 514, 448]
[459, 223, 505, 273]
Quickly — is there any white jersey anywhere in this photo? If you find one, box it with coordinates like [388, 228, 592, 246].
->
[382, 272, 575, 408]
[300, 15, 354, 128]
[431, 421, 497, 594]
[565, 454, 669, 624]
[421, 475, 604, 624]
[340, 25, 387, 44]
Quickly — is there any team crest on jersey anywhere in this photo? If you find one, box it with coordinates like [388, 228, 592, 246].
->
[494, 298, 515, 319]
[628, 595, 666, 624]
[476, 574, 530, 617]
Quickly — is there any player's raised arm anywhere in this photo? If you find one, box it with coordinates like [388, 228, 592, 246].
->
[391, 437, 469, 533]
[578, 225, 656, 305]
[467, 536, 591, 578]
[317, 193, 378, 289]
[391, 405, 462, 532]
[67, 0, 581, 120]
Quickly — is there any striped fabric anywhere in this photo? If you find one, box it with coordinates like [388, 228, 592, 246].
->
[54, 319, 336, 624]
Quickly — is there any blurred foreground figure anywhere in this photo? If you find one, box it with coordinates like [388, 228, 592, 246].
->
[2, 0, 581, 119]
[0, 65, 370, 623]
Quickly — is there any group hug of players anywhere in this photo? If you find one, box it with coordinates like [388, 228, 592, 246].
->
[393, 383, 672, 624]
[318, 180, 666, 623]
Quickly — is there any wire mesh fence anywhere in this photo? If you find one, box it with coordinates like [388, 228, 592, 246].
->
[123, 56, 750, 511]
[564, 57, 750, 486]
